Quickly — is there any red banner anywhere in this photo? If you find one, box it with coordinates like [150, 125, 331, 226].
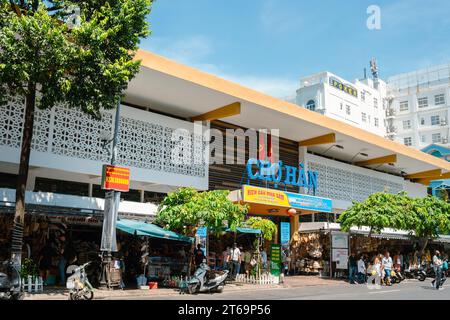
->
[101, 165, 130, 192]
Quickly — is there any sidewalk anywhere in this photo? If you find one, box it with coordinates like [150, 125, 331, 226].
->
[24, 276, 347, 300]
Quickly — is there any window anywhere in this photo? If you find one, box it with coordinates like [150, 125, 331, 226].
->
[399, 101, 409, 112]
[340, 103, 343, 110]
[418, 97, 428, 108]
[346, 105, 351, 115]
[404, 137, 412, 146]
[306, 99, 316, 111]
[403, 120, 411, 130]
[34, 177, 89, 196]
[431, 115, 440, 126]
[362, 112, 367, 122]
[432, 133, 442, 143]
[374, 98, 378, 108]
[420, 118, 425, 125]
[0, 172, 18, 189]
[374, 117, 379, 127]
[361, 91, 365, 102]
[421, 135, 426, 143]
[435, 94, 445, 105]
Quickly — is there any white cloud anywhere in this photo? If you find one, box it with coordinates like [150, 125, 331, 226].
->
[144, 35, 214, 65]
[143, 35, 298, 99]
[259, 0, 302, 34]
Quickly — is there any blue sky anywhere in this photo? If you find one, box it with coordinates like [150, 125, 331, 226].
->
[140, 0, 450, 98]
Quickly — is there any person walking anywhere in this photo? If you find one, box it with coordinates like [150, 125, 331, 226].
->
[222, 247, 230, 271]
[431, 250, 444, 290]
[381, 251, 393, 286]
[348, 252, 358, 284]
[230, 243, 241, 277]
[357, 254, 366, 284]
[194, 244, 206, 268]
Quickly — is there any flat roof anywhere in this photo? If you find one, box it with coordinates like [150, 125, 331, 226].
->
[124, 49, 450, 183]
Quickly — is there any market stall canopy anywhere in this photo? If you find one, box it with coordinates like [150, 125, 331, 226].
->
[116, 219, 193, 243]
[225, 227, 261, 235]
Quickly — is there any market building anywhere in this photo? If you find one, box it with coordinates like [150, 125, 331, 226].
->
[1, 49, 450, 283]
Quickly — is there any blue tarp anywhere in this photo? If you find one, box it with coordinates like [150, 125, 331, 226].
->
[225, 227, 261, 235]
[116, 219, 193, 243]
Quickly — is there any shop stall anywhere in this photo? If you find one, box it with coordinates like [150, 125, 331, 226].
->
[116, 219, 193, 288]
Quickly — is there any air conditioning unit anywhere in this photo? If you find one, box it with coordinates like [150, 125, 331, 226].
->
[440, 118, 448, 126]
[442, 137, 449, 144]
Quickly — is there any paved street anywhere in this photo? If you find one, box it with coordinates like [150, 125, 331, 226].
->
[23, 276, 450, 300]
[112, 280, 449, 300]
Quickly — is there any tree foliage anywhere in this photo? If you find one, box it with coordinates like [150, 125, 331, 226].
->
[155, 188, 249, 236]
[338, 192, 450, 252]
[241, 217, 277, 241]
[0, 0, 152, 116]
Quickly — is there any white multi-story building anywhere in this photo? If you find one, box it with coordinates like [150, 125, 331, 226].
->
[386, 63, 450, 149]
[296, 71, 387, 137]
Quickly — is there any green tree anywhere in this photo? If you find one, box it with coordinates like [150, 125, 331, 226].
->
[338, 192, 412, 235]
[241, 217, 277, 241]
[409, 196, 450, 254]
[156, 188, 248, 236]
[0, 0, 152, 265]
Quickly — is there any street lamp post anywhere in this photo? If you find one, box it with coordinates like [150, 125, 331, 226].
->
[99, 101, 122, 289]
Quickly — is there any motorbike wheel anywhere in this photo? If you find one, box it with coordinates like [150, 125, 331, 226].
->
[83, 291, 94, 300]
[418, 274, 426, 281]
[215, 285, 224, 293]
[188, 283, 199, 295]
[69, 292, 77, 300]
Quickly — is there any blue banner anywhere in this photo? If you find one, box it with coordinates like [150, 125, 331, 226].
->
[280, 222, 290, 247]
[285, 192, 333, 213]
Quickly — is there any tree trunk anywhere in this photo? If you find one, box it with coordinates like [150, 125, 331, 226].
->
[11, 82, 36, 267]
[419, 238, 429, 257]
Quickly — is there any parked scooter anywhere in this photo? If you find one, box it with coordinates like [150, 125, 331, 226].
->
[0, 261, 23, 300]
[404, 266, 426, 281]
[390, 269, 405, 284]
[185, 260, 229, 294]
[66, 262, 94, 300]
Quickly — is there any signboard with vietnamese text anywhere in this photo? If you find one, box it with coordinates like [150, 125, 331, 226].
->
[329, 77, 358, 98]
[270, 244, 281, 276]
[242, 185, 332, 213]
[101, 165, 130, 192]
[280, 222, 290, 247]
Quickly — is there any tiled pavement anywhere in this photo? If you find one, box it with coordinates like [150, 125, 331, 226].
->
[24, 276, 347, 300]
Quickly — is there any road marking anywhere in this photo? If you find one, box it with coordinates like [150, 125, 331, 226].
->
[368, 289, 401, 294]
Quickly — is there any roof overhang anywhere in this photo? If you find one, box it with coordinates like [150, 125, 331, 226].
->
[124, 49, 450, 183]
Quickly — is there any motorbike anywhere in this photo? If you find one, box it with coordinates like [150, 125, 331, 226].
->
[404, 266, 426, 281]
[0, 261, 23, 300]
[390, 269, 405, 284]
[185, 261, 229, 294]
[66, 262, 94, 300]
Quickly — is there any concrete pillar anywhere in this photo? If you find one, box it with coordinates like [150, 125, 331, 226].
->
[298, 146, 308, 194]
[140, 190, 145, 203]
[88, 183, 93, 197]
[290, 214, 299, 238]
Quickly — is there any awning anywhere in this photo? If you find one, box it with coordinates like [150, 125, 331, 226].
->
[116, 219, 193, 243]
[226, 227, 261, 235]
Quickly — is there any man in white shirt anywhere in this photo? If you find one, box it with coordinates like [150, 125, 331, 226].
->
[382, 251, 393, 285]
[230, 243, 241, 276]
[357, 255, 366, 284]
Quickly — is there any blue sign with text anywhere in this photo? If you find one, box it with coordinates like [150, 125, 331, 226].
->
[246, 158, 318, 194]
[280, 222, 290, 247]
[285, 192, 332, 213]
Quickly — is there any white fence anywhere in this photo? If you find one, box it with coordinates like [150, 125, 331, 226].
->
[234, 273, 280, 285]
[22, 276, 44, 294]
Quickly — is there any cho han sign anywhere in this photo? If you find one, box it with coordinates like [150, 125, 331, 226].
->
[101, 165, 130, 192]
[246, 158, 318, 194]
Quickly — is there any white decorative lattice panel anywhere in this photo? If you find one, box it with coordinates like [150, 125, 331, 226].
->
[51, 106, 112, 163]
[0, 98, 25, 148]
[31, 108, 51, 152]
